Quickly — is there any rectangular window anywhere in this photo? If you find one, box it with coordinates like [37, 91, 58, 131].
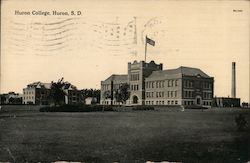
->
[175, 80, 178, 86]
[131, 73, 139, 81]
[190, 81, 193, 88]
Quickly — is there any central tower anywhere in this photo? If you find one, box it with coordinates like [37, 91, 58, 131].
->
[128, 60, 163, 105]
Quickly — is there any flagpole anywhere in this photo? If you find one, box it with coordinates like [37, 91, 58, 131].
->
[145, 35, 147, 62]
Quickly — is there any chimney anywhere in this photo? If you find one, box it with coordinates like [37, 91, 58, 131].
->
[231, 62, 236, 98]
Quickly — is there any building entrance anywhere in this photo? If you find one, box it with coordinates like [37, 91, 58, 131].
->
[195, 96, 202, 105]
[132, 95, 138, 104]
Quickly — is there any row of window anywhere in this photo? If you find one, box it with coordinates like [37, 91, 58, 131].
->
[146, 91, 178, 98]
[131, 84, 139, 91]
[184, 101, 194, 105]
[203, 101, 212, 105]
[203, 92, 212, 99]
[102, 84, 110, 91]
[23, 91, 35, 95]
[101, 101, 125, 105]
[146, 80, 178, 89]
[183, 101, 212, 106]
[167, 91, 178, 98]
[146, 92, 165, 98]
[184, 91, 212, 99]
[183, 80, 194, 88]
[102, 100, 211, 106]
[23, 96, 34, 100]
[102, 84, 125, 91]
[203, 82, 212, 89]
[102, 101, 110, 105]
[184, 91, 194, 98]
[145, 100, 179, 105]
[130, 73, 140, 81]
[183, 80, 212, 89]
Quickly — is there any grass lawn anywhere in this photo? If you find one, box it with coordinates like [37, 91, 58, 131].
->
[0, 106, 249, 163]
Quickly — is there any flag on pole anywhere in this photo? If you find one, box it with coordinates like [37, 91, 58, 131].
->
[146, 36, 155, 46]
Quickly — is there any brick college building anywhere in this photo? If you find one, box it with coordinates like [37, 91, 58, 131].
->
[101, 60, 214, 107]
[23, 82, 82, 105]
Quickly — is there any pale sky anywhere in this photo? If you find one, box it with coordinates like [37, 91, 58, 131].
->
[1, 0, 249, 102]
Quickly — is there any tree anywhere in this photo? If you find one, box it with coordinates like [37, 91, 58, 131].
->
[0, 95, 6, 104]
[103, 90, 112, 99]
[242, 102, 249, 108]
[50, 78, 67, 106]
[114, 83, 130, 105]
[81, 89, 101, 104]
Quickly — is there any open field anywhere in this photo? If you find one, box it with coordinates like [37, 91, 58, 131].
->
[0, 105, 249, 163]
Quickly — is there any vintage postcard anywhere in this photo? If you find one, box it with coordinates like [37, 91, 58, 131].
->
[0, 0, 249, 162]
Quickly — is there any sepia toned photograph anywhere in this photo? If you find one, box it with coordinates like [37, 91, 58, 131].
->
[0, 0, 249, 162]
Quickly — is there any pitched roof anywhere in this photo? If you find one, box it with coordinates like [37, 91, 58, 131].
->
[27, 82, 52, 89]
[148, 66, 210, 78]
[104, 74, 128, 82]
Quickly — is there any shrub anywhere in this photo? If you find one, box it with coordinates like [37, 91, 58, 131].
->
[184, 105, 208, 110]
[39, 105, 115, 112]
[132, 105, 154, 111]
